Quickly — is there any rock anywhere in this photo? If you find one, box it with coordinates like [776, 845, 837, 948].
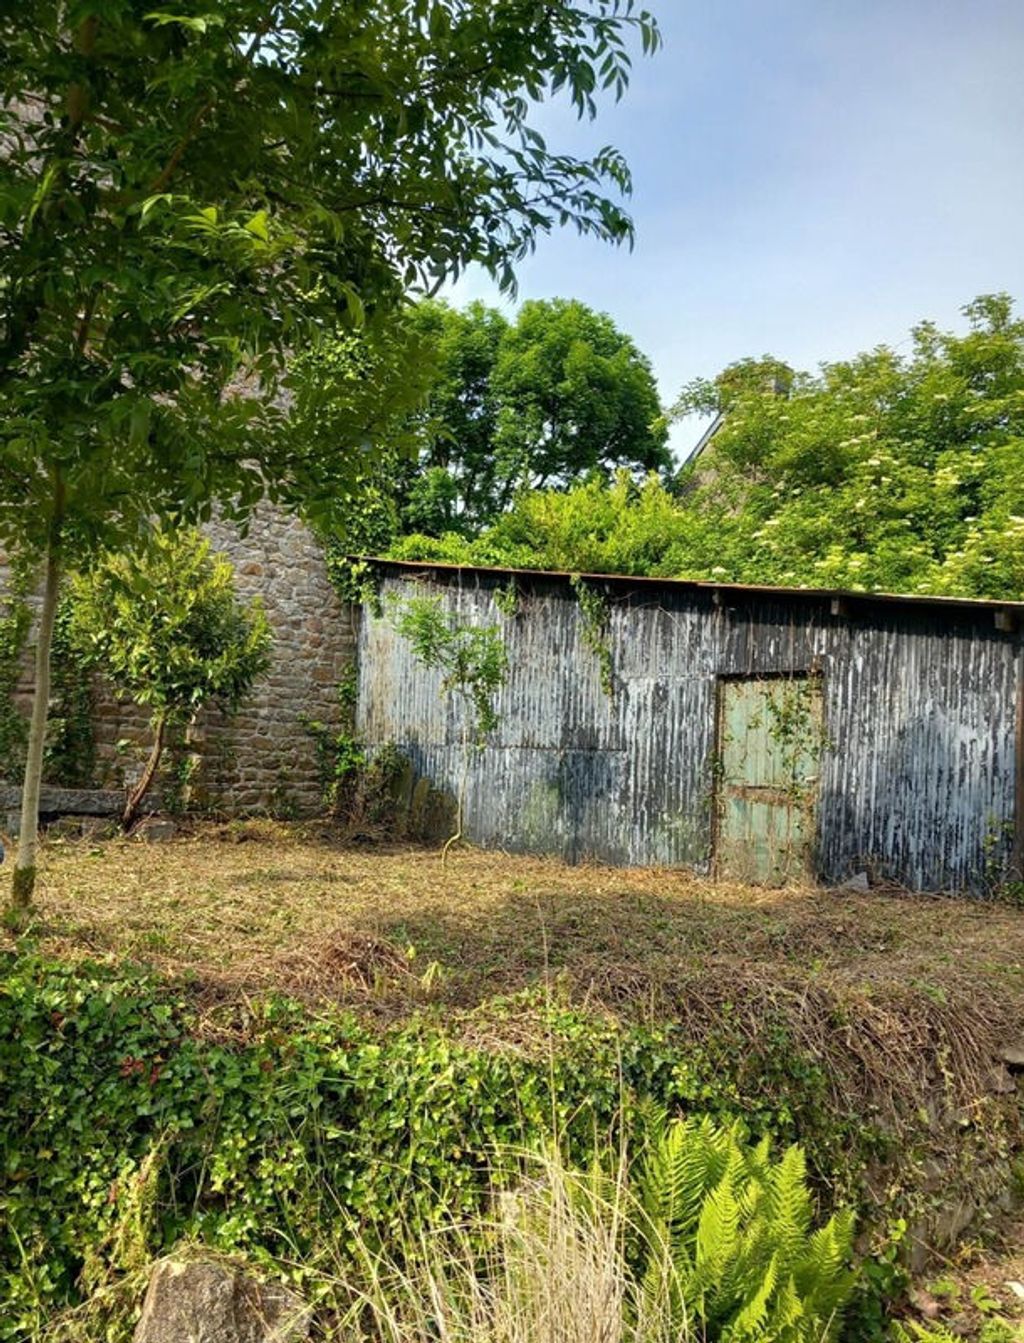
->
[837, 871, 870, 892]
[80, 816, 116, 841]
[45, 816, 86, 841]
[908, 1288, 942, 1320]
[0, 784, 155, 817]
[134, 1259, 310, 1343]
[985, 1063, 1018, 1094]
[999, 1040, 1024, 1070]
[4, 810, 20, 836]
[1006, 1280, 1024, 1301]
[136, 818, 176, 843]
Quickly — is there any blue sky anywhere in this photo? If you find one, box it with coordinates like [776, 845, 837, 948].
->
[447, 0, 1024, 462]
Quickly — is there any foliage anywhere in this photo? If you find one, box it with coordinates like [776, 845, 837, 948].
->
[0, 562, 30, 780]
[571, 574, 616, 697]
[67, 529, 271, 729]
[397, 298, 671, 535]
[637, 1115, 855, 1341]
[391, 296, 1024, 601]
[41, 597, 95, 789]
[64, 529, 271, 822]
[390, 596, 509, 746]
[304, 666, 408, 835]
[891, 1323, 1021, 1343]
[318, 297, 670, 595]
[0, 0, 660, 898]
[0, 0, 659, 556]
[0, 953, 863, 1342]
[338, 1117, 853, 1343]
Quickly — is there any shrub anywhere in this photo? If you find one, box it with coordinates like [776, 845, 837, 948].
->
[65, 529, 271, 826]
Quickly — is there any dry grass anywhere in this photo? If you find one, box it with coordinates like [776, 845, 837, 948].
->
[4, 821, 1023, 1022]
[2, 821, 1023, 1113]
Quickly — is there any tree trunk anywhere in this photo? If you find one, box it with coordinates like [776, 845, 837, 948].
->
[122, 714, 167, 831]
[8, 546, 61, 922]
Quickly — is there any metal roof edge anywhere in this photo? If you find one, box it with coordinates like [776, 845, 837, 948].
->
[354, 555, 1024, 625]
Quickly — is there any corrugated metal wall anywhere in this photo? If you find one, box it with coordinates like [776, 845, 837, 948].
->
[356, 568, 1022, 891]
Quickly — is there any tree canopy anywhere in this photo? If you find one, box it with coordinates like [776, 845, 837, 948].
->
[390, 295, 1024, 602]
[313, 296, 670, 549]
[0, 0, 659, 909]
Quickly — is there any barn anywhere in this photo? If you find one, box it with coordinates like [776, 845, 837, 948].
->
[356, 558, 1024, 893]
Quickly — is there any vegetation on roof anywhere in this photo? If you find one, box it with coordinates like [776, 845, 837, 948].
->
[385, 296, 1024, 603]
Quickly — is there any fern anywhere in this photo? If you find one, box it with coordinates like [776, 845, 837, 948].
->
[635, 1115, 855, 1342]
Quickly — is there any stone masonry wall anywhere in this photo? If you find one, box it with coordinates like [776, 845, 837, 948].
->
[0, 506, 358, 817]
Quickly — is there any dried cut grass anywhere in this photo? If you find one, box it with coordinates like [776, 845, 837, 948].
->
[3, 822, 1023, 1122]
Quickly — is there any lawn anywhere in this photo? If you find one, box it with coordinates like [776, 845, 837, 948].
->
[4, 821, 1023, 1093]
[3, 821, 1021, 1006]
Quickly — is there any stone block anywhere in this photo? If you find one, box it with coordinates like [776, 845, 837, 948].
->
[135, 818, 176, 843]
[45, 816, 86, 841]
[134, 1259, 310, 1343]
[836, 871, 870, 892]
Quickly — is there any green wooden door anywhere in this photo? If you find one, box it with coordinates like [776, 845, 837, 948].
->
[715, 676, 822, 885]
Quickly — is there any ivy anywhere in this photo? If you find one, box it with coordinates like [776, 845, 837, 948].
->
[42, 597, 96, 789]
[570, 573, 615, 697]
[0, 953, 883, 1341]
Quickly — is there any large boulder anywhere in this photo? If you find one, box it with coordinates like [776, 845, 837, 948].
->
[133, 1259, 310, 1343]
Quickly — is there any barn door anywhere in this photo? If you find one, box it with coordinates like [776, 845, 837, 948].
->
[715, 675, 822, 885]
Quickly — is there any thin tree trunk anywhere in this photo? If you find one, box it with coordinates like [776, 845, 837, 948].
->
[122, 714, 167, 830]
[9, 546, 61, 920]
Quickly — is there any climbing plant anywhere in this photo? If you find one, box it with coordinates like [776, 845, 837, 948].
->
[390, 594, 509, 857]
[570, 574, 615, 697]
[42, 598, 96, 789]
[391, 596, 509, 748]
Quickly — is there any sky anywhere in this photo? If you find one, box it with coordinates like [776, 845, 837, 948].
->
[446, 0, 1024, 463]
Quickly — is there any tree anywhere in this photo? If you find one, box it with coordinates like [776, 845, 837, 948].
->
[332, 297, 670, 542]
[389, 296, 1024, 603]
[65, 530, 271, 829]
[489, 298, 671, 502]
[0, 0, 660, 917]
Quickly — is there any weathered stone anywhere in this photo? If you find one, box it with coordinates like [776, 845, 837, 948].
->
[836, 871, 870, 892]
[135, 818, 176, 843]
[45, 815, 86, 841]
[133, 1259, 310, 1343]
[0, 785, 140, 816]
[2, 503, 359, 820]
[81, 816, 117, 840]
[985, 1063, 1018, 1094]
[999, 1040, 1024, 1070]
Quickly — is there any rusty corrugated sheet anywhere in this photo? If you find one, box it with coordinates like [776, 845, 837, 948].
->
[356, 569, 1022, 891]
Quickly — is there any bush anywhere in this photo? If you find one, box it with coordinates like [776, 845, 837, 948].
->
[338, 1120, 854, 1343]
[0, 953, 878, 1339]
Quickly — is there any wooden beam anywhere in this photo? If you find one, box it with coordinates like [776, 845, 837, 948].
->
[830, 597, 849, 618]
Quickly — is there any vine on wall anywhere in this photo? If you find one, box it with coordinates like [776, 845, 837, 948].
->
[570, 574, 615, 697]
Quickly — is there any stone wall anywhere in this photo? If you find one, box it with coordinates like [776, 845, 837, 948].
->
[0, 506, 357, 817]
